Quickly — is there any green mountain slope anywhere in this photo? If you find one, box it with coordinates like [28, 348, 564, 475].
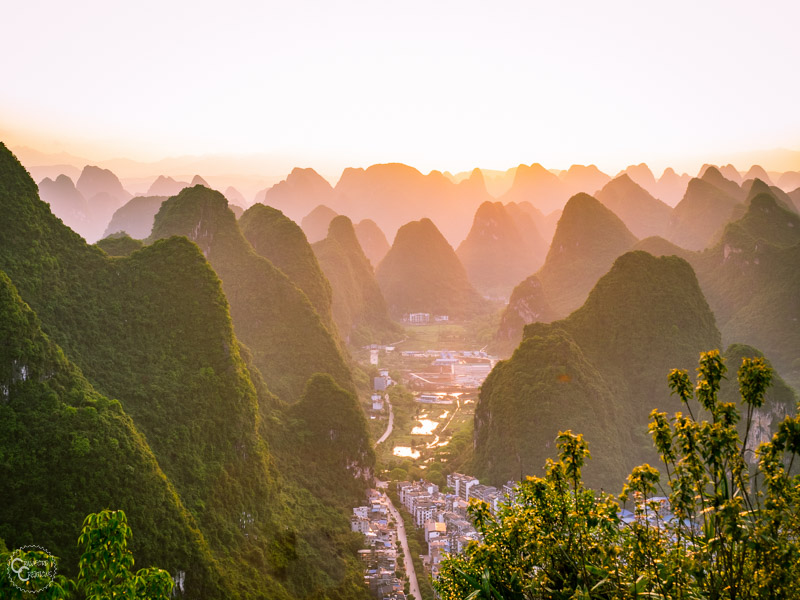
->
[666, 170, 740, 250]
[239, 203, 335, 330]
[149, 186, 353, 400]
[475, 252, 721, 490]
[0, 270, 224, 598]
[693, 193, 800, 386]
[0, 143, 372, 599]
[95, 233, 144, 256]
[375, 217, 491, 319]
[489, 275, 557, 357]
[313, 216, 401, 345]
[536, 193, 638, 317]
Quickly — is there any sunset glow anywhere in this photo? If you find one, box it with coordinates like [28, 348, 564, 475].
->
[2, 0, 799, 176]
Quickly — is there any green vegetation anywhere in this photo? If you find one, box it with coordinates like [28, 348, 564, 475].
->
[693, 193, 800, 388]
[1, 510, 172, 600]
[0, 270, 220, 596]
[475, 252, 725, 490]
[536, 193, 638, 318]
[436, 351, 800, 599]
[95, 232, 144, 256]
[376, 218, 491, 320]
[312, 215, 402, 345]
[283, 374, 376, 505]
[0, 143, 372, 599]
[239, 203, 335, 330]
[490, 274, 555, 357]
[666, 172, 740, 251]
[149, 184, 354, 400]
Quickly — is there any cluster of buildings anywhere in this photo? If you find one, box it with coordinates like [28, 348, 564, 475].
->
[352, 490, 406, 599]
[401, 350, 497, 390]
[403, 313, 450, 324]
[395, 474, 516, 579]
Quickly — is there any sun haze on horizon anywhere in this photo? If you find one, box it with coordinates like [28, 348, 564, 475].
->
[2, 0, 800, 176]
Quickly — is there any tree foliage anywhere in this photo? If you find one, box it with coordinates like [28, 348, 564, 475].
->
[0, 510, 172, 600]
[437, 350, 800, 599]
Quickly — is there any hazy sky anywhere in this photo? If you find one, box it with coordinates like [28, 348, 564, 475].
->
[2, 0, 799, 174]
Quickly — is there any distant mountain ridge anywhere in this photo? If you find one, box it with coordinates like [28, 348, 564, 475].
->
[456, 200, 547, 299]
[376, 217, 491, 319]
[313, 216, 401, 345]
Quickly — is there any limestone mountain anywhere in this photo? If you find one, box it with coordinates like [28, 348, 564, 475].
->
[632, 235, 694, 261]
[282, 374, 376, 505]
[258, 167, 335, 224]
[0, 270, 224, 597]
[489, 275, 557, 357]
[744, 164, 773, 186]
[655, 167, 691, 206]
[190, 174, 210, 187]
[239, 203, 335, 330]
[474, 251, 721, 490]
[536, 193, 638, 317]
[354, 218, 390, 268]
[619, 163, 658, 197]
[375, 218, 491, 319]
[560, 164, 611, 196]
[719, 164, 744, 184]
[699, 163, 744, 186]
[95, 233, 144, 256]
[490, 193, 638, 356]
[224, 185, 247, 207]
[0, 146, 282, 598]
[312, 216, 401, 345]
[742, 177, 797, 213]
[665, 169, 741, 250]
[76, 165, 131, 203]
[456, 201, 546, 298]
[699, 165, 745, 200]
[147, 175, 188, 196]
[0, 143, 373, 600]
[505, 200, 561, 245]
[333, 162, 491, 246]
[499, 162, 568, 215]
[692, 193, 800, 387]
[595, 174, 672, 238]
[789, 187, 800, 212]
[75, 165, 132, 242]
[777, 171, 800, 192]
[38, 174, 91, 237]
[103, 195, 166, 239]
[301, 204, 339, 243]
[149, 186, 353, 400]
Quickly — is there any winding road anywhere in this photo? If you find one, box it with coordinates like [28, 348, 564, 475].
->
[384, 491, 422, 600]
[374, 396, 394, 447]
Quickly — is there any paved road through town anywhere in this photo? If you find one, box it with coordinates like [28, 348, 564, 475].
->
[384, 491, 422, 600]
[374, 397, 394, 447]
